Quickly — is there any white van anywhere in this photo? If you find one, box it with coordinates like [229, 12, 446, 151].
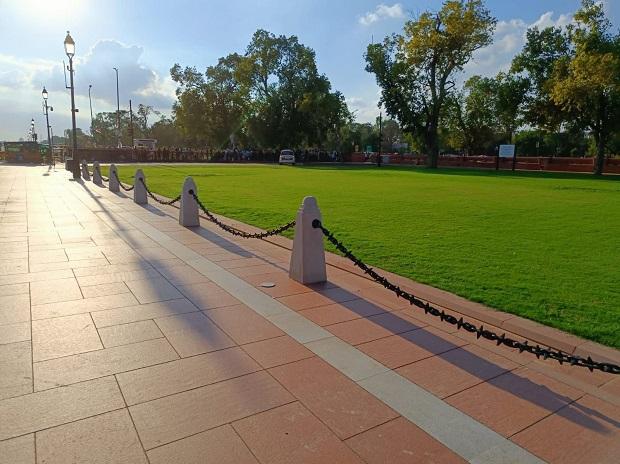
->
[278, 149, 295, 165]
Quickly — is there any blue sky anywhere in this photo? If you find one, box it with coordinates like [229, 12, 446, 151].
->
[0, 0, 617, 141]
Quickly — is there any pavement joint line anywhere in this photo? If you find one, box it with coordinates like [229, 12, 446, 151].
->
[66, 178, 546, 464]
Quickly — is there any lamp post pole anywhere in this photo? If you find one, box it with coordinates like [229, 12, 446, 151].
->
[88, 85, 94, 124]
[113, 67, 120, 147]
[42, 87, 53, 166]
[88, 84, 96, 146]
[64, 31, 80, 179]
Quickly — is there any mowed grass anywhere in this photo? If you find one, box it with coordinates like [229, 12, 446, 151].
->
[107, 164, 620, 348]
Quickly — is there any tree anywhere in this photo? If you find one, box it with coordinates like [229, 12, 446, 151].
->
[445, 75, 498, 154]
[172, 55, 249, 148]
[171, 30, 349, 150]
[91, 111, 139, 147]
[511, 26, 571, 132]
[365, 0, 495, 167]
[150, 116, 183, 147]
[239, 29, 350, 149]
[494, 72, 528, 143]
[136, 104, 160, 135]
[64, 128, 95, 148]
[550, 0, 620, 174]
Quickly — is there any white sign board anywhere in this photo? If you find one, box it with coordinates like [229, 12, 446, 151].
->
[499, 144, 516, 158]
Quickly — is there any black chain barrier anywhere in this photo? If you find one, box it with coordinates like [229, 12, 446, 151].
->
[112, 171, 134, 191]
[138, 178, 181, 206]
[312, 219, 620, 375]
[189, 190, 296, 239]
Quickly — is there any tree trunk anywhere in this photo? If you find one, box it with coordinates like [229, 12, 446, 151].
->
[594, 92, 607, 176]
[595, 135, 605, 175]
[425, 123, 439, 168]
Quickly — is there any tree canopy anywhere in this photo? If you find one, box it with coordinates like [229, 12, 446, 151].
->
[365, 0, 496, 166]
[171, 29, 350, 150]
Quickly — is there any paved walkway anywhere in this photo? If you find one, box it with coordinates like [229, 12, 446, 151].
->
[0, 164, 618, 464]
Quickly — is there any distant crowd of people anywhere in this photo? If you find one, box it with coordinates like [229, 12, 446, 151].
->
[73, 146, 344, 164]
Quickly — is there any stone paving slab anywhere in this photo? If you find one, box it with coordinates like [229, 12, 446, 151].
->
[0, 165, 618, 463]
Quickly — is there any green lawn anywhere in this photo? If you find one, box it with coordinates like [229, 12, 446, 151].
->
[105, 164, 620, 348]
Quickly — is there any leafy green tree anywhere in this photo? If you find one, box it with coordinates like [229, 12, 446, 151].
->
[136, 104, 160, 135]
[494, 72, 529, 143]
[91, 111, 143, 147]
[365, 0, 496, 167]
[171, 30, 348, 149]
[511, 26, 571, 132]
[64, 128, 95, 148]
[445, 75, 498, 154]
[171, 58, 249, 149]
[150, 116, 183, 147]
[550, 0, 620, 174]
[239, 30, 349, 149]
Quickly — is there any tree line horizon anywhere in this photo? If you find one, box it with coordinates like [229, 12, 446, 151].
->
[64, 0, 618, 175]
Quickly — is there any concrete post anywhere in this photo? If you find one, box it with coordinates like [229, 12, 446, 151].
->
[133, 169, 147, 205]
[81, 160, 90, 181]
[108, 164, 120, 192]
[179, 176, 200, 227]
[289, 196, 327, 284]
[92, 161, 103, 186]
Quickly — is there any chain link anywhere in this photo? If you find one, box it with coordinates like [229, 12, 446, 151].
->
[189, 190, 296, 239]
[138, 178, 181, 205]
[112, 171, 134, 191]
[312, 219, 620, 375]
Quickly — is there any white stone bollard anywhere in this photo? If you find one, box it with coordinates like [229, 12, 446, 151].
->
[92, 161, 103, 185]
[133, 169, 147, 205]
[81, 160, 90, 181]
[108, 164, 120, 192]
[289, 196, 327, 284]
[179, 177, 200, 227]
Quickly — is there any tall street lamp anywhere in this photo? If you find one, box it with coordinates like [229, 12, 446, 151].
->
[113, 67, 120, 147]
[88, 84, 96, 146]
[42, 87, 53, 166]
[88, 84, 94, 124]
[64, 31, 80, 179]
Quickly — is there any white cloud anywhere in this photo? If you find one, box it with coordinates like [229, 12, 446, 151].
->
[347, 91, 385, 123]
[463, 10, 573, 79]
[0, 40, 175, 140]
[359, 3, 405, 26]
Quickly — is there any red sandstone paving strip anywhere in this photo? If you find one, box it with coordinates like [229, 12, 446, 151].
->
[345, 416, 467, 464]
[128, 370, 295, 450]
[269, 357, 399, 440]
[154, 311, 235, 357]
[446, 367, 585, 438]
[512, 394, 620, 464]
[35, 409, 148, 464]
[240, 334, 315, 369]
[204, 304, 284, 345]
[356, 326, 465, 370]
[396, 344, 520, 399]
[148, 424, 259, 464]
[233, 402, 365, 464]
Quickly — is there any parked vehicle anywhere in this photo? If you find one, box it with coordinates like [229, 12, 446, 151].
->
[279, 149, 295, 165]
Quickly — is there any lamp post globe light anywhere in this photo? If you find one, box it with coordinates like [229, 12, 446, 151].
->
[42, 86, 54, 166]
[64, 31, 80, 179]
